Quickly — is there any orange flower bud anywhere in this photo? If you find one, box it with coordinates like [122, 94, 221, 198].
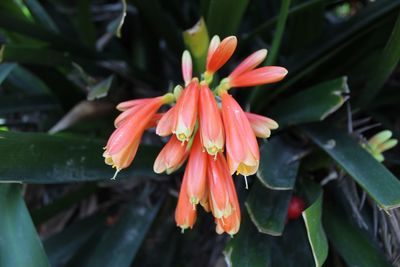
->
[245, 112, 278, 138]
[153, 135, 189, 174]
[199, 82, 225, 156]
[173, 79, 200, 142]
[185, 134, 207, 205]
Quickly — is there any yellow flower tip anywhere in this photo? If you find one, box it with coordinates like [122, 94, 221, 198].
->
[177, 133, 189, 143]
[236, 162, 258, 177]
[206, 146, 219, 156]
[190, 196, 199, 205]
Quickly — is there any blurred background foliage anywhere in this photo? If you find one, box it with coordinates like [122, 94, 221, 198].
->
[0, 0, 400, 266]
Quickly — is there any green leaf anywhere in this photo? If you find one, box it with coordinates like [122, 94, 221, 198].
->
[257, 137, 300, 190]
[6, 66, 52, 94]
[0, 11, 101, 60]
[301, 184, 328, 267]
[0, 131, 158, 183]
[87, 75, 114, 101]
[225, 209, 272, 267]
[358, 12, 400, 106]
[23, 0, 59, 33]
[0, 63, 16, 85]
[80, 196, 163, 267]
[206, 0, 249, 37]
[225, 209, 314, 267]
[302, 124, 400, 210]
[251, 0, 400, 109]
[0, 184, 50, 267]
[107, 0, 127, 38]
[245, 180, 292, 235]
[44, 213, 106, 267]
[324, 204, 392, 267]
[270, 77, 349, 128]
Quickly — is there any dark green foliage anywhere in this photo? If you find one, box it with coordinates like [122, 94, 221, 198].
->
[0, 0, 399, 266]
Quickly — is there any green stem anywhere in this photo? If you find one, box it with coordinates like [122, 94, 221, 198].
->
[247, 0, 291, 107]
[265, 0, 292, 66]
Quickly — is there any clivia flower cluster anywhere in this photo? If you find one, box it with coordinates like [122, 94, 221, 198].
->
[103, 35, 288, 235]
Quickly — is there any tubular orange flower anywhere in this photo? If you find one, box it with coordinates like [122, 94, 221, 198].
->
[173, 79, 199, 142]
[200, 186, 211, 212]
[175, 175, 197, 231]
[207, 153, 237, 219]
[153, 135, 189, 174]
[199, 81, 224, 156]
[103, 94, 173, 176]
[221, 92, 259, 179]
[228, 66, 288, 88]
[145, 113, 164, 129]
[205, 36, 237, 82]
[104, 34, 288, 235]
[229, 49, 268, 79]
[156, 106, 177, 137]
[115, 109, 164, 129]
[245, 112, 279, 138]
[185, 133, 207, 205]
[182, 50, 193, 86]
[116, 98, 152, 111]
[206, 35, 220, 66]
[213, 153, 241, 235]
[215, 206, 240, 235]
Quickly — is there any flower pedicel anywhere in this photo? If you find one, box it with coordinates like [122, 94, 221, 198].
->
[103, 35, 288, 235]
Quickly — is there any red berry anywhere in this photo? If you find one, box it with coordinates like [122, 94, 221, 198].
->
[287, 196, 306, 220]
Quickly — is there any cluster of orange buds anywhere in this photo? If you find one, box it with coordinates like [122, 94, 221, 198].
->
[103, 35, 288, 235]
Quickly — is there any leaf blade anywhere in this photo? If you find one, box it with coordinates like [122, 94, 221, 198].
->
[302, 124, 400, 210]
[0, 184, 50, 267]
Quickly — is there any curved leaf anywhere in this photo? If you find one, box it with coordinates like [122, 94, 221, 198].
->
[44, 213, 106, 267]
[245, 181, 292, 236]
[225, 209, 314, 267]
[270, 77, 349, 128]
[0, 131, 158, 183]
[0, 63, 16, 85]
[80, 196, 163, 267]
[324, 204, 392, 267]
[301, 184, 328, 267]
[0, 184, 50, 267]
[358, 12, 400, 106]
[257, 137, 301, 190]
[302, 124, 400, 210]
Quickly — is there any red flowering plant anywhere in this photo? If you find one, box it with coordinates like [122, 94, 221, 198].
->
[103, 36, 287, 234]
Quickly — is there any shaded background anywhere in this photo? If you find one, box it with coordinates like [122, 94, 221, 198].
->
[0, 0, 400, 266]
